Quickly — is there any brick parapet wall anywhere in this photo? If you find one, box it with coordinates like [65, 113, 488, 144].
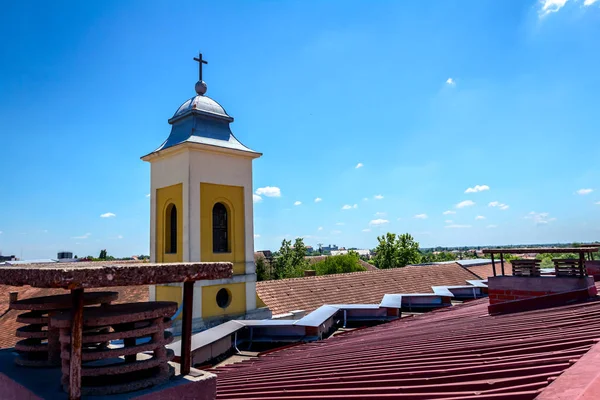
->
[488, 289, 553, 305]
[487, 275, 597, 309]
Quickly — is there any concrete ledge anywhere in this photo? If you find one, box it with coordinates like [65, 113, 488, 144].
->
[170, 307, 272, 336]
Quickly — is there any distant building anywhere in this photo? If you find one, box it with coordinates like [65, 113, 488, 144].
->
[57, 251, 77, 262]
[331, 249, 371, 258]
[0, 255, 16, 262]
[321, 244, 339, 252]
[254, 250, 273, 261]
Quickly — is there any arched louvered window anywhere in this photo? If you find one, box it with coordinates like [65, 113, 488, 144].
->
[165, 204, 177, 254]
[212, 202, 228, 253]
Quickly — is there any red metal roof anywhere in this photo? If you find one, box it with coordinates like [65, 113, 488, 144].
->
[213, 297, 600, 399]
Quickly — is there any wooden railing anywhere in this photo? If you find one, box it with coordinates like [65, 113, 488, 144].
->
[553, 259, 581, 277]
[512, 259, 542, 277]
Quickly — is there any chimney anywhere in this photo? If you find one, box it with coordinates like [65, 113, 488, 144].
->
[304, 270, 316, 277]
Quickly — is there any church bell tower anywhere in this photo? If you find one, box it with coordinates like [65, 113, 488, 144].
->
[141, 54, 270, 331]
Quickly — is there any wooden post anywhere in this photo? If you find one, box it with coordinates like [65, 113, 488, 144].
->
[69, 288, 84, 400]
[491, 253, 496, 277]
[500, 253, 505, 276]
[180, 281, 194, 376]
[579, 252, 585, 278]
[124, 334, 136, 362]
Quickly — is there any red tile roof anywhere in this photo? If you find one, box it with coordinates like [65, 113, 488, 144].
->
[213, 297, 600, 399]
[466, 262, 513, 279]
[358, 259, 378, 271]
[257, 263, 480, 315]
[0, 285, 149, 349]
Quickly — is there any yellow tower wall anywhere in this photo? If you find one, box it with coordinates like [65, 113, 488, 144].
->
[201, 283, 246, 318]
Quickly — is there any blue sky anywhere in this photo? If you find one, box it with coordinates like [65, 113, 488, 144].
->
[1, 0, 600, 259]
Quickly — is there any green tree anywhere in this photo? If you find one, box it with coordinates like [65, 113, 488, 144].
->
[312, 251, 366, 275]
[255, 256, 271, 281]
[373, 233, 422, 269]
[272, 238, 310, 279]
[98, 249, 107, 260]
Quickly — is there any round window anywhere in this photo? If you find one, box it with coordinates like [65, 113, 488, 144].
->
[216, 288, 231, 309]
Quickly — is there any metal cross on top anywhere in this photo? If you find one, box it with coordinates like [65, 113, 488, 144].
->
[193, 53, 208, 81]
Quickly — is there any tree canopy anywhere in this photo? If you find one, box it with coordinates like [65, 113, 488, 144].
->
[311, 251, 366, 275]
[272, 238, 309, 279]
[373, 232, 422, 269]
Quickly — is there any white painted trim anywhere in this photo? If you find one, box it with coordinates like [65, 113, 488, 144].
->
[245, 281, 257, 312]
[195, 273, 255, 287]
[193, 283, 203, 319]
[142, 141, 261, 162]
[244, 261, 255, 275]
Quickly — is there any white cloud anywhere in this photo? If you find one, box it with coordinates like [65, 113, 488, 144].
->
[465, 185, 490, 194]
[596, 201, 600, 205]
[0, 231, 3, 235]
[414, 214, 428, 219]
[374, 194, 384, 200]
[446, 78, 455, 85]
[355, 163, 364, 169]
[72, 233, 91, 239]
[525, 211, 557, 225]
[100, 212, 116, 218]
[369, 219, 389, 226]
[342, 204, 358, 210]
[456, 200, 475, 209]
[374, 212, 387, 217]
[335, 222, 345, 226]
[475, 215, 486, 220]
[331, 230, 342, 234]
[317, 227, 323, 231]
[116, 235, 123, 239]
[294, 201, 302, 206]
[443, 210, 456, 215]
[314, 197, 322, 203]
[489, 201, 509, 210]
[253, 194, 262, 203]
[255, 186, 281, 197]
[445, 220, 453, 224]
[539, 0, 568, 16]
[254, 234, 260, 239]
[363, 197, 369, 202]
[445, 224, 472, 229]
[146, 194, 150, 198]
[487, 225, 498, 229]
[577, 188, 594, 195]
[362, 228, 371, 232]
[585, 0, 598, 5]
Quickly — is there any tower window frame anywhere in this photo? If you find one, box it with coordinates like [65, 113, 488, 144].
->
[165, 203, 178, 254]
[212, 202, 229, 253]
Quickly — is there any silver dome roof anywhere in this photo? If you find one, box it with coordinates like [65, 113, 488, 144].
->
[170, 94, 233, 123]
